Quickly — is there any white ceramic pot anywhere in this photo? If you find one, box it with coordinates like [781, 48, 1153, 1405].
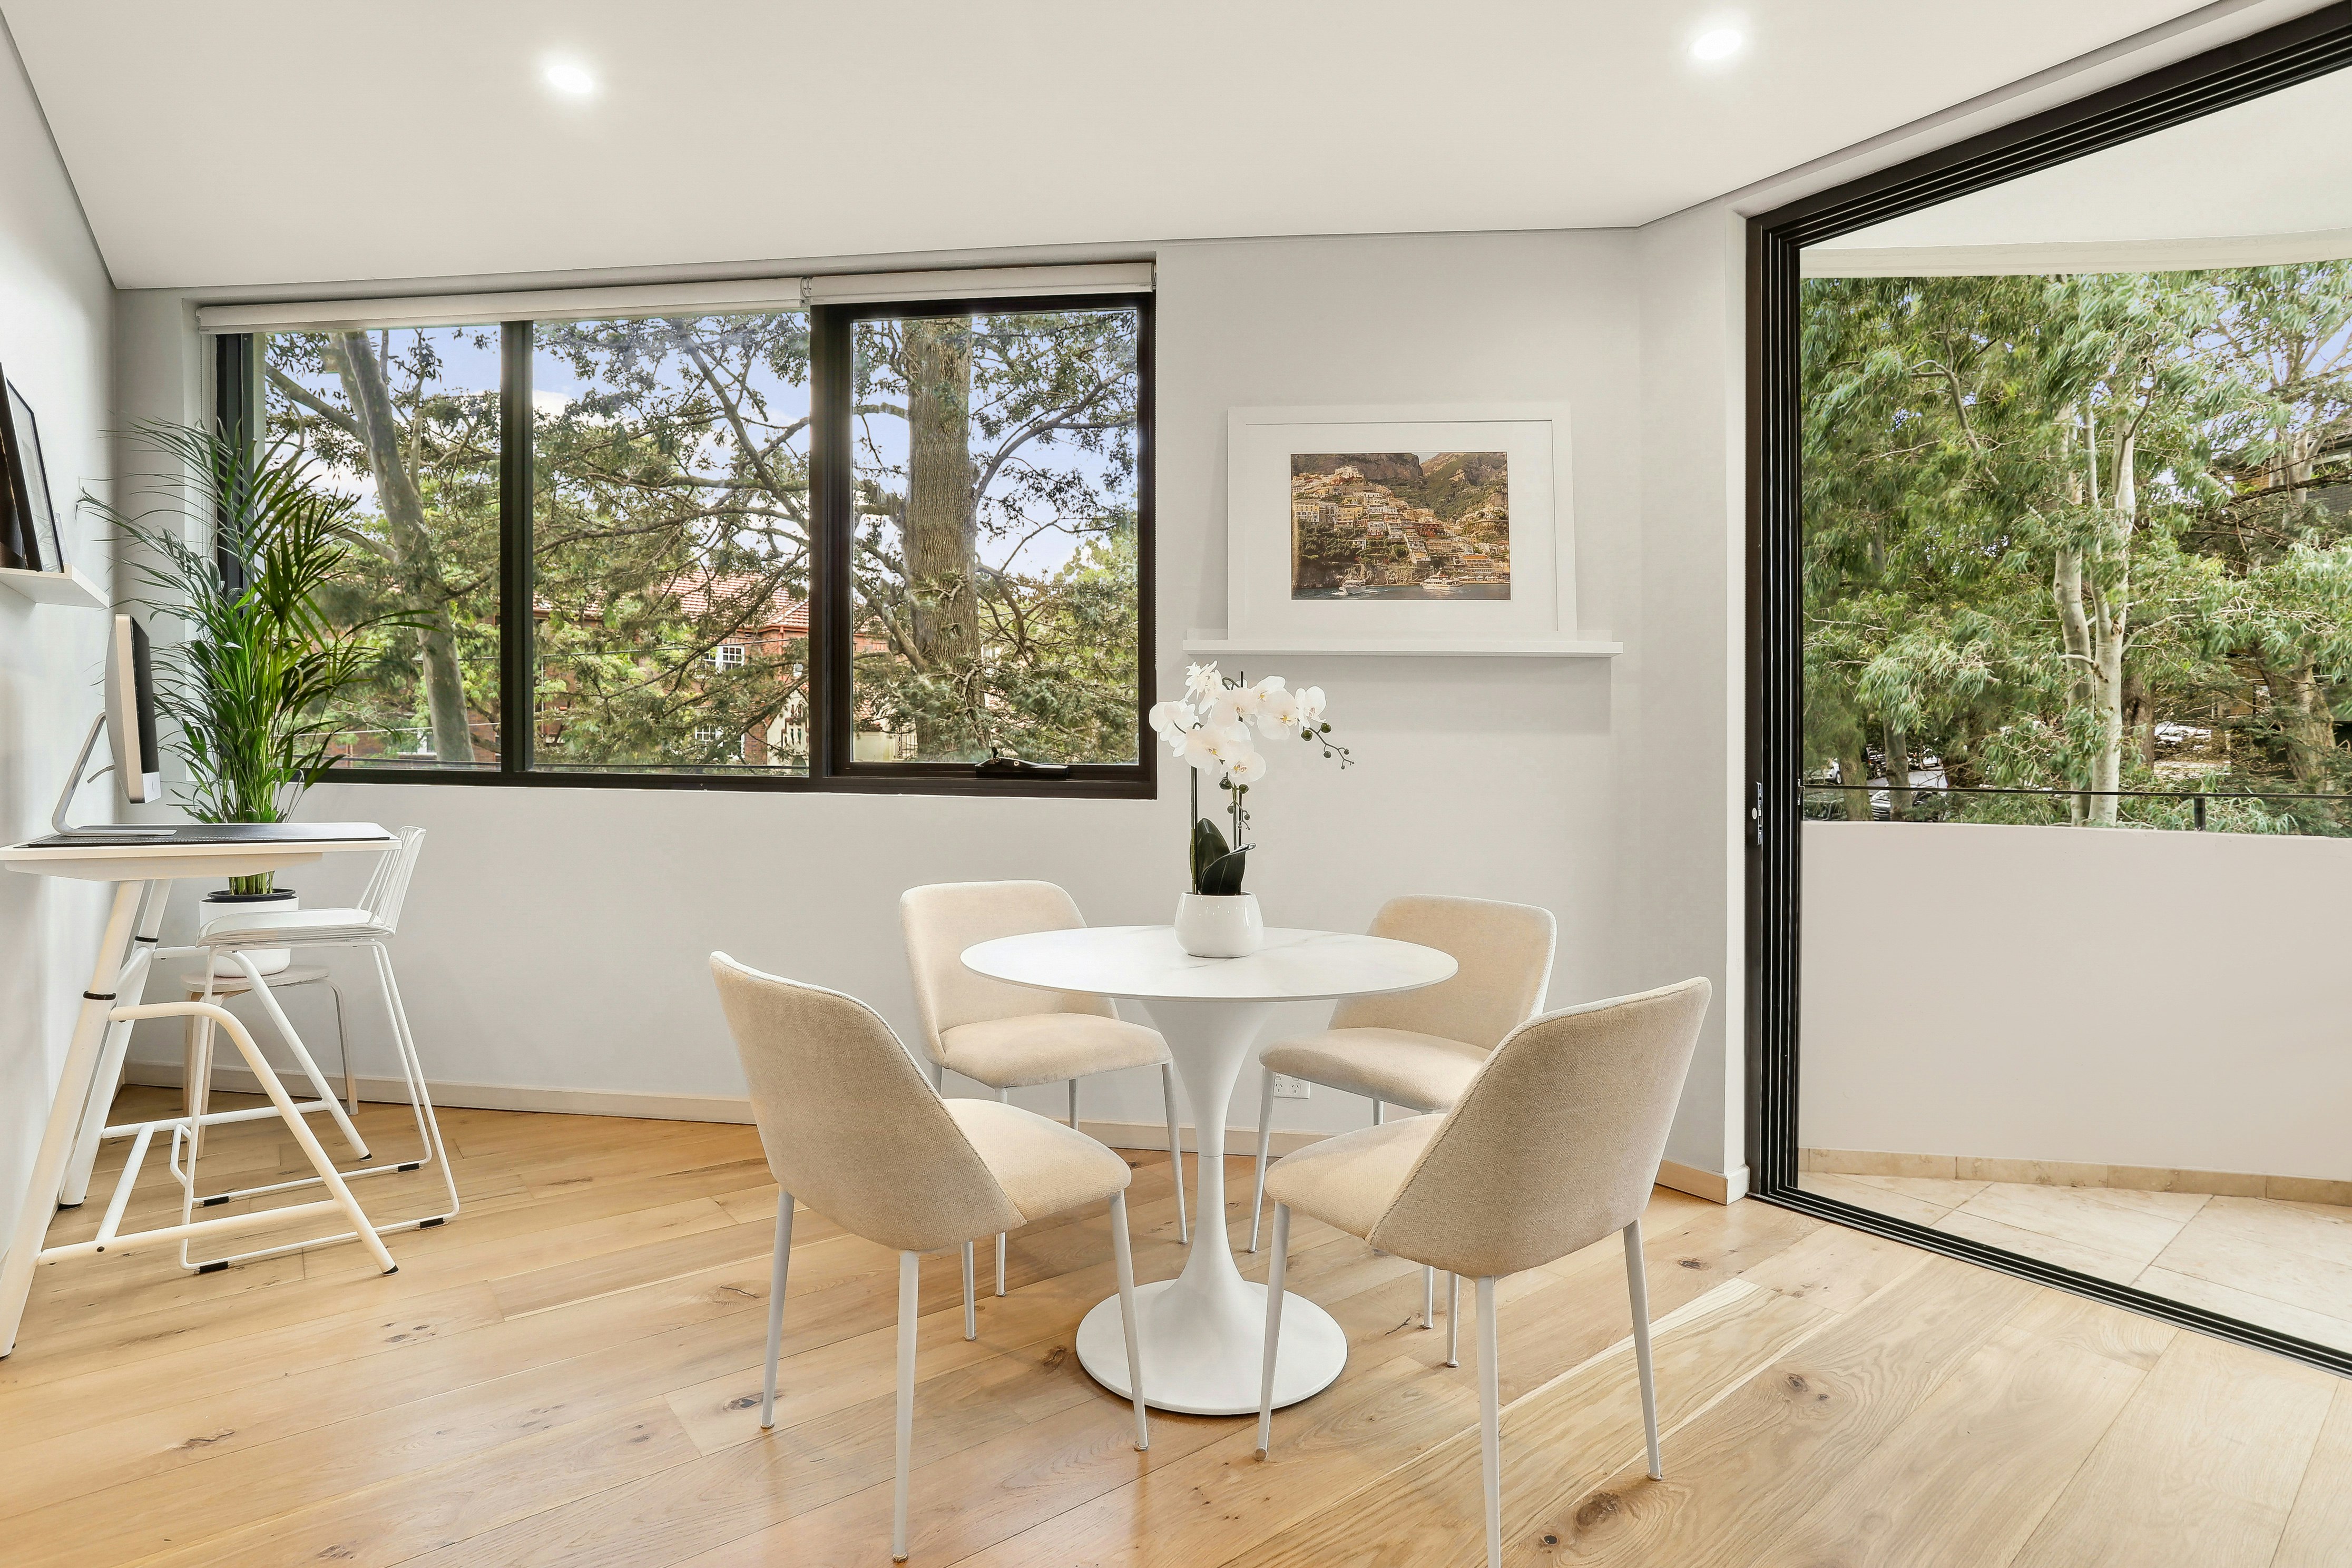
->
[1173, 891, 1263, 958]
[202, 889, 297, 977]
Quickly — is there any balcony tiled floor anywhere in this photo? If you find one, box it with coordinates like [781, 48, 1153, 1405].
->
[1798, 1169, 2352, 1353]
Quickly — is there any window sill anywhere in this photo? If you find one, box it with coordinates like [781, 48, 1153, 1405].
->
[315, 765, 1155, 800]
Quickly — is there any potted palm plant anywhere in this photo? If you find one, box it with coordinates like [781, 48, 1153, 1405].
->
[97, 422, 400, 973]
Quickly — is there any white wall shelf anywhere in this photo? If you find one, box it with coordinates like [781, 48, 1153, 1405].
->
[1181, 629, 1622, 658]
[0, 563, 106, 609]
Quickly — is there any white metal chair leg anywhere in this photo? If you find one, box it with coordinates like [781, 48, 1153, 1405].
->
[1624, 1218, 1661, 1479]
[995, 1087, 1010, 1296]
[1160, 1064, 1188, 1244]
[1446, 1273, 1461, 1366]
[230, 951, 371, 1160]
[1109, 1191, 1148, 1450]
[1373, 1099, 1385, 1126]
[1257, 1202, 1290, 1454]
[1477, 1275, 1502, 1568]
[892, 1249, 919, 1562]
[1424, 1265, 1436, 1328]
[1249, 1069, 1275, 1252]
[962, 1240, 977, 1340]
[1067, 1077, 1079, 1130]
[327, 979, 356, 1114]
[760, 1190, 794, 1429]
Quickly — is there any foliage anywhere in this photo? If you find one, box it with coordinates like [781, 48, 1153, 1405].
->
[1802, 263, 2352, 830]
[98, 422, 414, 889]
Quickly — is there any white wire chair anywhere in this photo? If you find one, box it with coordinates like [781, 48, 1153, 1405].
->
[164, 826, 457, 1270]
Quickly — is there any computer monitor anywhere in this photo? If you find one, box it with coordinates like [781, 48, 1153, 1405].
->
[45, 612, 172, 838]
[106, 613, 161, 804]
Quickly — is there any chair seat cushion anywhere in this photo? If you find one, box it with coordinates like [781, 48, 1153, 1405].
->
[938, 1013, 1169, 1089]
[945, 1099, 1132, 1224]
[1259, 1028, 1488, 1113]
[199, 907, 379, 943]
[1264, 1115, 1443, 1243]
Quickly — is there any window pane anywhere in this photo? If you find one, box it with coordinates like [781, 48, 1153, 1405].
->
[849, 306, 1142, 765]
[262, 327, 502, 769]
[530, 312, 814, 773]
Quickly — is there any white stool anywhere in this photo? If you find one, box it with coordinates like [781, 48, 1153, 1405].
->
[180, 964, 352, 1120]
[171, 827, 457, 1270]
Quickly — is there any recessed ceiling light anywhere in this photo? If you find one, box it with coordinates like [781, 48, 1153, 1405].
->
[544, 61, 597, 97]
[1691, 28, 1744, 62]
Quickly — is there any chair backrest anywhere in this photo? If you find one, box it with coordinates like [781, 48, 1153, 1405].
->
[710, 953, 1025, 1253]
[359, 827, 427, 933]
[899, 880, 1114, 1066]
[1366, 978, 1711, 1280]
[1330, 895, 1556, 1049]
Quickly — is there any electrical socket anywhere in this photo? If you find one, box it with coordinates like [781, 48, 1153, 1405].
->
[1272, 1074, 1311, 1100]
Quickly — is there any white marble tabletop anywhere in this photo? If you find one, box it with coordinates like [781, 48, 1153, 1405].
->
[962, 924, 1457, 1003]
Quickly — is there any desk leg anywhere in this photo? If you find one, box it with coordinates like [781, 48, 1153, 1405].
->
[0, 881, 146, 1358]
[60, 883, 170, 1208]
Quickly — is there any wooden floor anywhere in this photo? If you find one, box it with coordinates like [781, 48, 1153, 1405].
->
[1800, 1168, 2352, 1354]
[3, 1089, 2346, 1568]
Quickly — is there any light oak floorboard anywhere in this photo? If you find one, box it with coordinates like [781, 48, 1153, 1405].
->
[7, 1101, 2342, 1568]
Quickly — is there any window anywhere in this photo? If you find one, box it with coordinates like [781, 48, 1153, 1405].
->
[235, 279, 1152, 795]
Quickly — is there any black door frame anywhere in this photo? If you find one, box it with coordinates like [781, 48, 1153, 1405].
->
[1746, 3, 2352, 1376]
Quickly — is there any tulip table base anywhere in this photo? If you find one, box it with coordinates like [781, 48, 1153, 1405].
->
[1072, 997, 1347, 1415]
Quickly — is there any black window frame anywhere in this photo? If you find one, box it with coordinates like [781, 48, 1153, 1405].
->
[1747, 2, 2352, 1377]
[220, 288, 1155, 800]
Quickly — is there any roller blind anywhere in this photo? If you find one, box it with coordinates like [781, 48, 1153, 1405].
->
[195, 262, 1154, 335]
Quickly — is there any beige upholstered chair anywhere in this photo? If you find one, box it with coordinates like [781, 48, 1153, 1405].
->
[1256, 979, 1710, 1568]
[1248, 894, 1555, 1328]
[712, 954, 1148, 1564]
[902, 880, 1189, 1295]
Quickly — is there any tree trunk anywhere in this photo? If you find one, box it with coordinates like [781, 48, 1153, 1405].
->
[901, 317, 978, 757]
[2263, 654, 2335, 785]
[322, 331, 478, 765]
[1838, 739, 1873, 821]
[2121, 668, 2155, 772]
[1880, 718, 1913, 817]
[2083, 422, 2138, 825]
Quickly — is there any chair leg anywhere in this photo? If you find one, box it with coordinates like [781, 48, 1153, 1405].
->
[231, 950, 370, 1160]
[995, 1087, 1010, 1296]
[1477, 1275, 1502, 1568]
[1109, 1191, 1148, 1451]
[1160, 1064, 1189, 1244]
[1446, 1273, 1461, 1366]
[1257, 1202, 1290, 1454]
[893, 1249, 919, 1562]
[1067, 1077, 1079, 1130]
[1248, 1069, 1275, 1252]
[760, 1191, 795, 1429]
[1624, 1218, 1661, 1479]
[1423, 1265, 1436, 1328]
[328, 979, 356, 1113]
[961, 1240, 977, 1341]
[1373, 1099, 1384, 1126]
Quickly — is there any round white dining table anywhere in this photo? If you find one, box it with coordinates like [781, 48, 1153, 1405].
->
[961, 924, 1458, 1415]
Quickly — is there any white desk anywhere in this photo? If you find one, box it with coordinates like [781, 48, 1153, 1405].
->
[963, 924, 1456, 1415]
[0, 826, 398, 1357]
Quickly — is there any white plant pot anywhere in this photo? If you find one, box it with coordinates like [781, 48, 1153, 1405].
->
[202, 889, 297, 977]
[1173, 891, 1263, 958]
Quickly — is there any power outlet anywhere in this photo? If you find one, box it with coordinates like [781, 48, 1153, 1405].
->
[1272, 1074, 1312, 1100]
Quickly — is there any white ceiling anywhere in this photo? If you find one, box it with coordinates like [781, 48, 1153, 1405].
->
[1, 1, 2250, 290]
[1828, 64, 2352, 251]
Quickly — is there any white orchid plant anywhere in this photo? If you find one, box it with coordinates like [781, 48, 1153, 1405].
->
[1149, 663, 1352, 896]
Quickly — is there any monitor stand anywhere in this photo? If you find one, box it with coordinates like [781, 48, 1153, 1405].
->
[48, 714, 174, 840]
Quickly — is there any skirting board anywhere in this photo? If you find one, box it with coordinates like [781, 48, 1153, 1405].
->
[121, 1060, 1748, 1203]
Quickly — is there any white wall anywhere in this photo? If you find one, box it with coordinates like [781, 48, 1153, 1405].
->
[0, 27, 115, 1257]
[114, 226, 1748, 1180]
[1800, 821, 2352, 1182]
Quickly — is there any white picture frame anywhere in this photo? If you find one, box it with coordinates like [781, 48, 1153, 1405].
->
[1195, 402, 1618, 658]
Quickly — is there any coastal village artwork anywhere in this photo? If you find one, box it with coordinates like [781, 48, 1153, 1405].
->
[1289, 451, 1510, 600]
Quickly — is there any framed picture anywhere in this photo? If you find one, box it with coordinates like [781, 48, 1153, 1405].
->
[0, 376, 65, 573]
[1221, 403, 1596, 651]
